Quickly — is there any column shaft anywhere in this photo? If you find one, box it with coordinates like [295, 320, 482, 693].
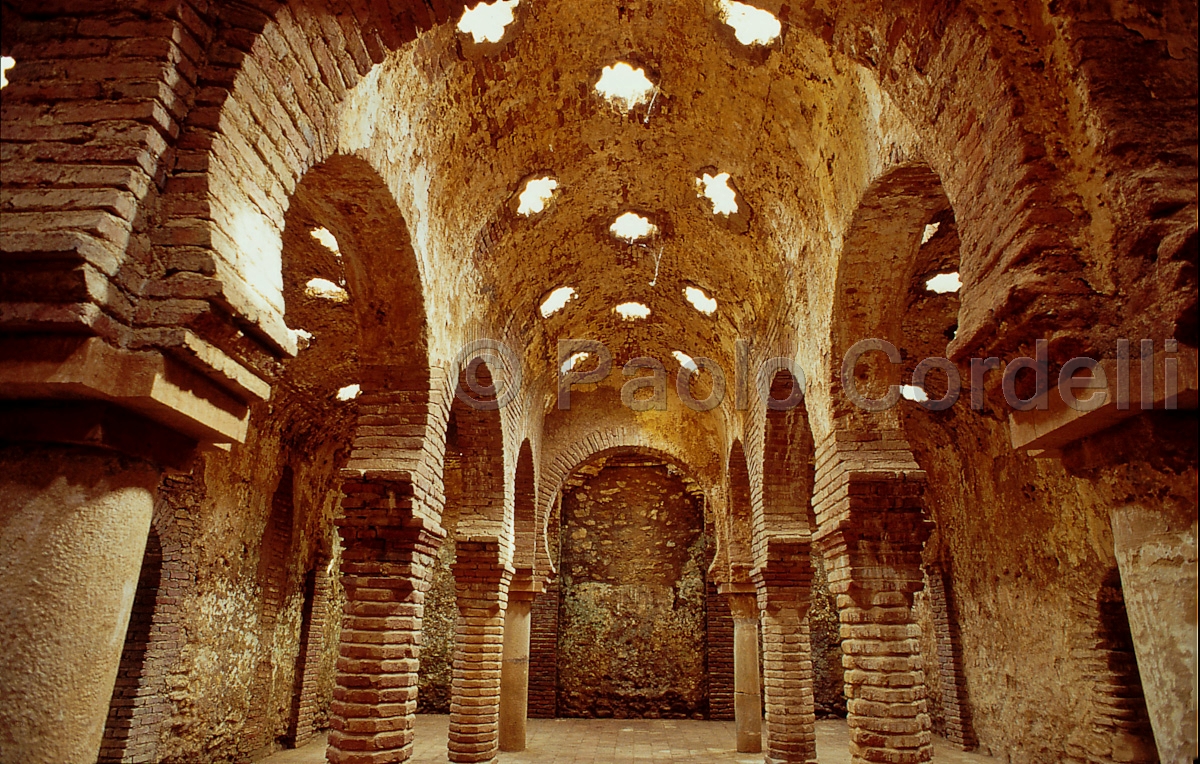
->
[727, 589, 764, 753]
[328, 477, 443, 764]
[0, 445, 159, 764]
[754, 540, 819, 764]
[498, 594, 534, 751]
[449, 541, 513, 764]
[1111, 507, 1198, 763]
[817, 500, 933, 764]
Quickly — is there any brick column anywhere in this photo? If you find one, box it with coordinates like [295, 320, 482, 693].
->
[449, 540, 514, 764]
[499, 576, 542, 752]
[752, 538, 818, 764]
[723, 585, 763, 753]
[328, 475, 445, 764]
[815, 474, 933, 764]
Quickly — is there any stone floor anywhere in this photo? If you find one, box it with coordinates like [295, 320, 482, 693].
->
[262, 716, 996, 763]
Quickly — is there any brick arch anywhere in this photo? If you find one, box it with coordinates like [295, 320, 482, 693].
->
[284, 153, 428, 378]
[810, 2, 1096, 361]
[512, 438, 538, 578]
[726, 439, 755, 584]
[0, 0, 1145, 375]
[825, 161, 951, 434]
[444, 362, 510, 550]
[146, 0, 474, 355]
[558, 445, 708, 500]
[754, 370, 817, 560]
[539, 425, 713, 525]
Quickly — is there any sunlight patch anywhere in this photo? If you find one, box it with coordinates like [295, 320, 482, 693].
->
[336, 384, 361, 401]
[697, 172, 738, 215]
[561, 352, 589, 374]
[457, 0, 519, 44]
[595, 62, 656, 111]
[718, 1, 781, 46]
[673, 351, 699, 371]
[615, 302, 651, 320]
[922, 222, 941, 245]
[925, 272, 961, 294]
[684, 286, 717, 315]
[305, 277, 349, 302]
[540, 286, 575, 317]
[310, 227, 341, 256]
[901, 385, 929, 402]
[518, 176, 558, 216]
[610, 212, 658, 242]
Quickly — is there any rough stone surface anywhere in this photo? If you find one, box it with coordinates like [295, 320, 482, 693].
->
[557, 460, 709, 719]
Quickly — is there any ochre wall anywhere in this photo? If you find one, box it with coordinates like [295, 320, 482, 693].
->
[556, 462, 709, 719]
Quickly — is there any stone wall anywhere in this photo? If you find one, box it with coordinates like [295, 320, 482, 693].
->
[418, 539, 457, 714]
[809, 550, 845, 719]
[902, 406, 1191, 762]
[556, 461, 709, 719]
[89, 396, 351, 764]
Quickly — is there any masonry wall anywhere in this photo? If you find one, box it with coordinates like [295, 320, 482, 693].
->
[418, 539, 457, 714]
[94, 396, 351, 764]
[901, 406, 1194, 762]
[705, 581, 735, 721]
[556, 462, 709, 719]
[527, 578, 561, 718]
[809, 550, 845, 719]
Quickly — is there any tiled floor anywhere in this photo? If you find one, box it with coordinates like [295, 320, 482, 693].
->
[263, 716, 995, 763]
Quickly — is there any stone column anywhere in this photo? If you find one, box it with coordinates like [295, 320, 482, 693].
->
[723, 584, 763, 753]
[816, 475, 933, 764]
[499, 578, 541, 752]
[328, 475, 444, 764]
[0, 444, 159, 764]
[753, 538, 818, 764]
[449, 539, 514, 764]
[1110, 506, 1198, 763]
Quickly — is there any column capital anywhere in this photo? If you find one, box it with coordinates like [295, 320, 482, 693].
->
[508, 571, 545, 601]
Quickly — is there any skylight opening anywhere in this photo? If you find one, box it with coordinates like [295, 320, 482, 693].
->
[901, 385, 929, 402]
[594, 62, 656, 111]
[921, 222, 941, 245]
[925, 272, 962, 294]
[289, 327, 314, 351]
[697, 172, 738, 215]
[518, 176, 558, 216]
[718, 1, 782, 46]
[684, 286, 717, 315]
[615, 302, 651, 321]
[540, 286, 576, 317]
[310, 227, 341, 256]
[457, 0, 519, 44]
[673, 351, 699, 371]
[305, 277, 349, 302]
[610, 212, 658, 242]
[561, 352, 589, 374]
[336, 384, 361, 401]
[0, 57, 14, 89]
